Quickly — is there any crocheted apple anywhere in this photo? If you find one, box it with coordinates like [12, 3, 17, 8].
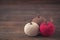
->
[40, 22, 55, 36]
[24, 22, 39, 36]
[32, 16, 44, 24]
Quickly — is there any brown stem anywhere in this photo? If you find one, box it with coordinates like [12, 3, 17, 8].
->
[30, 22, 32, 25]
[49, 17, 54, 23]
[37, 15, 40, 18]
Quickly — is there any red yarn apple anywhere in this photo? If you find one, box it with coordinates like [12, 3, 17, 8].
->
[40, 22, 55, 36]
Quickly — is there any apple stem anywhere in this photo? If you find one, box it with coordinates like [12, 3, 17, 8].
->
[30, 22, 32, 25]
[38, 15, 40, 18]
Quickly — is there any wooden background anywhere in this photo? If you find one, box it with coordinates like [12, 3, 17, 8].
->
[0, 0, 60, 40]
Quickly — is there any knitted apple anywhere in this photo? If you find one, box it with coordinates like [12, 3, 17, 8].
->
[40, 22, 55, 36]
[24, 22, 39, 36]
[32, 16, 44, 25]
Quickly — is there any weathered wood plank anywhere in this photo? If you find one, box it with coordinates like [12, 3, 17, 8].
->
[0, 3, 60, 40]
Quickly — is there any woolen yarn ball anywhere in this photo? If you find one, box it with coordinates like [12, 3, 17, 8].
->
[32, 16, 44, 24]
[24, 22, 39, 36]
[40, 22, 55, 36]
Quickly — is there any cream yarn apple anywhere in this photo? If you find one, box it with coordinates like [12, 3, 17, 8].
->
[24, 22, 39, 36]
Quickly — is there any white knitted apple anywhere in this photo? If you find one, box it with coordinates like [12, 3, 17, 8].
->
[24, 22, 39, 36]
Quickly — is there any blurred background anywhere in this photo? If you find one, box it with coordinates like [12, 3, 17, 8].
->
[0, 0, 60, 40]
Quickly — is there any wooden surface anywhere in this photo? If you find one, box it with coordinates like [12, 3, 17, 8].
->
[0, 3, 60, 40]
[0, 0, 60, 4]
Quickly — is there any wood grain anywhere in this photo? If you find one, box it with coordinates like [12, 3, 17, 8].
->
[0, 3, 60, 40]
